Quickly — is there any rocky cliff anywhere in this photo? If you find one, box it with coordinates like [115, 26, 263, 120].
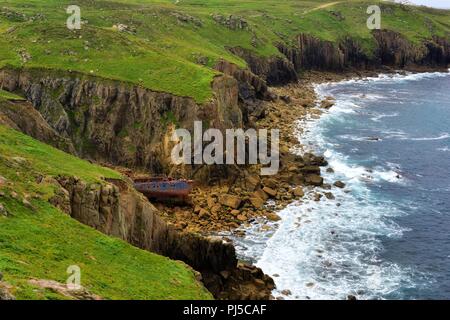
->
[229, 47, 298, 86]
[45, 175, 274, 299]
[234, 31, 450, 85]
[0, 68, 244, 180]
[0, 99, 75, 154]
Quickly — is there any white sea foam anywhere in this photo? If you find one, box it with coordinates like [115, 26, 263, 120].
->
[437, 146, 450, 152]
[371, 112, 399, 122]
[255, 191, 412, 300]
[236, 98, 411, 300]
[316, 70, 450, 89]
[233, 71, 447, 300]
[408, 133, 450, 141]
[382, 130, 409, 140]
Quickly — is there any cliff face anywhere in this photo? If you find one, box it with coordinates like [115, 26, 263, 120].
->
[0, 99, 75, 154]
[234, 31, 450, 85]
[0, 68, 243, 178]
[46, 175, 274, 299]
[229, 47, 298, 86]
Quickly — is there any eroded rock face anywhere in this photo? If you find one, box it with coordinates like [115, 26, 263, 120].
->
[0, 99, 75, 154]
[47, 176, 274, 299]
[235, 32, 449, 87]
[0, 68, 243, 180]
[229, 47, 298, 86]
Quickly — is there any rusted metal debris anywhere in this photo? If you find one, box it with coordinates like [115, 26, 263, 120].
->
[133, 176, 193, 202]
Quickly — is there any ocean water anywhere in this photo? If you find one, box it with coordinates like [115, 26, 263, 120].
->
[233, 70, 450, 300]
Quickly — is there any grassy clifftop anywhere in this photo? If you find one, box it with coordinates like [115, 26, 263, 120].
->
[0, 124, 212, 300]
[0, 0, 449, 102]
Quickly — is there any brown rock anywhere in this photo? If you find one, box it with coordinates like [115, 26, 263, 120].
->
[253, 189, 269, 201]
[324, 192, 335, 200]
[266, 212, 281, 222]
[207, 196, 216, 208]
[193, 205, 202, 214]
[211, 204, 221, 214]
[300, 166, 321, 174]
[0, 281, 15, 300]
[320, 99, 335, 109]
[244, 175, 260, 191]
[262, 187, 277, 197]
[293, 187, 305, 198]
[219, 194, 242, 209]
[254, 279, 266, 288]
[249, 197, 265, 209]
[334, 181, 346, 188]
[305, 174, 323, 186]
[199, 209, 209, 219]
[281, 289, 292, 296]
[230, 209, 240, 216]
[28, 279, 101, 300]
[237, 215, 247, 222]
[262, 178, 278, 189]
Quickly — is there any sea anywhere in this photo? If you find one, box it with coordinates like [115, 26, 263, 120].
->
[233, 70, 450, 300]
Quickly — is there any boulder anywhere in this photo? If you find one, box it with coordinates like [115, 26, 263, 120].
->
[198, 209, 209, 219]
[266, 212, 281, 222]
[262, 178, 278, 189]
[230, 210, 240, 216]
[293, 187, 304, 198]
[219, 194, 242, 209]
[253, 189, 269, 201]
[303, 153, 328, 166]
[281, 289, 292, 296]
[262, 187, 277, 197]
[324, 192, 335, 200]
[249, 197, 265, 209]
[334, 181, 346, 188]
[305, 174, 323, 186]
[237, 215, 247, 222]
[299, 166, 321, 174]
[244, 175, 260, 191]
[207, 196, 216, 208]
[320, 99, 335, 109]
[280, 95, 291, 104]
[0, 284, 15, 300]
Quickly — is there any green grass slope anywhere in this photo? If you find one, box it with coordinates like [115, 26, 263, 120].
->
[0, 1, 449, 102]
[0, 124, 212, 300]
[0, 89, 25, 101]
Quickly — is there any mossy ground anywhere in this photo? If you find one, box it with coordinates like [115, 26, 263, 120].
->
[0, 1, 449, 102]
[0, 125, 212, 300]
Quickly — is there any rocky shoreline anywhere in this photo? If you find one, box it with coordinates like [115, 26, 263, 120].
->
[151, 66, 450, 299]
[2, 63, 448, 300]
[152, 69, 393, 237]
